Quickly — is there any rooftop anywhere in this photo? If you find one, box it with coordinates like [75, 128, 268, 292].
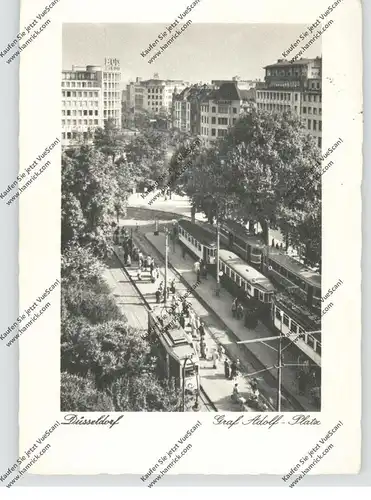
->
[264, 57, 322, 69]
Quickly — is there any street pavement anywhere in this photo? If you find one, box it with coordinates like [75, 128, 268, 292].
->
[143, 231, 318, 412]
[128, 192, 206, 221]
[114, 244, 256, 412]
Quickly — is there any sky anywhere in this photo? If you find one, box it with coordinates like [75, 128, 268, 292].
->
[62, 24, 321, 86]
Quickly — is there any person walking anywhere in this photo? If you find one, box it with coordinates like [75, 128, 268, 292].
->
[126, 254, 131, 267]
[170, 280, 176, 294]
[230, 360, 237, 380]
[155, 289, 161, 304]
[198, 322, 205, 339]
[137, 268, 142, 281]
[232, 299, 237, 318]
[224, 358, 230, 379]
[200, 339, 207, 360]
[218, 344, 225, 360]
[150, 259, 155, 273]
[212, 349, 219, 369]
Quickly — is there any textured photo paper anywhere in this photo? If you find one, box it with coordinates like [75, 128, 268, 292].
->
[14, 0, 361, 481]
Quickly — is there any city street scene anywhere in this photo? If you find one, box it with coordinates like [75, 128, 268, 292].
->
[61, 23, 322, 413]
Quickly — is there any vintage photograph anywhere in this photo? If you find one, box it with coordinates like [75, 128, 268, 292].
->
[60, 23, 323, 413]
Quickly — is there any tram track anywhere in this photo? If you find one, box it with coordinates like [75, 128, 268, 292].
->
[132, 230, 307, 413]
[112, 248, 218, 413]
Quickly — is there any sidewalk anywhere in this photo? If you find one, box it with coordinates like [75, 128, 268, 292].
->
[114, 244, 256, 412]
[143, 232, 317, 412]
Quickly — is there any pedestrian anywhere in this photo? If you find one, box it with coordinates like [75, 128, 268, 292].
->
[179, 313, 185, 329]
[155, 289, 161, 304]
[232, 298, 237, 318]
[203, 263, 208, 279]
[198, 322, 205, 338]
[150, 269, 156, 283]
[126, 254, 131, 267]
[155, 267, 160, 280]
[137, 269, 142, 281]
[250, 377, 258, 392]
[200, 339, 207, 359]
[218, 344, 225, 360]
[170, 280, 176, 294]
[230, 360, 237, 380]
[224, 358, 230, 379]
[212, 349, 219, 369]
[237, 303, 244, 320]
[150, 260, 155, 273]
[235, 359, 241, 375]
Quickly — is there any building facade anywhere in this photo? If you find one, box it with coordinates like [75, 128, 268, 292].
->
[172, 84, 214, 135]
[61, 58, 121, 148]
[199, 82, 250, 146]
[139, 77, 188, 114]
[256, 57, 322, 148]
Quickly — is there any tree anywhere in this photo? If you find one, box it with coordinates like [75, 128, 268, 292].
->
[94, 118, 126, 162]
[61, 372, 115, 412]
[62, 146, 123, 258]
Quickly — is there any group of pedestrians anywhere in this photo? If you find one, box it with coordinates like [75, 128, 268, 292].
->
[193, 259, 208, 282]
[231, 297, 245, 320]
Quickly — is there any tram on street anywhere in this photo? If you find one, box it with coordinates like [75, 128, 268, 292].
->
[218, 249, 275, 317]
[219, 220, 266, 268]
[147, 307, 200, 395]
[272, 292, 321, 366]
[177, 218, 217, 264]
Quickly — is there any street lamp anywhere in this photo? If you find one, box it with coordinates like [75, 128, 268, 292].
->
[182, 355, 200, 412]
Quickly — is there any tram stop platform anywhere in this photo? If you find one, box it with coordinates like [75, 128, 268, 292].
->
[142, 232, 318, 413]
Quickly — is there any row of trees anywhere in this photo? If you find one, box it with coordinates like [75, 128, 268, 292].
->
[61, 120, 183, 411]
[169, 109, 322, 268]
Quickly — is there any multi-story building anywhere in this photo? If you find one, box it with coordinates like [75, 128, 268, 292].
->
[199, 81, 251, 146]
[172, 84, 214, 135]
[126, 77, 145, 110]
[256, 57, 322, 148]
[140, 76, 188, 114]
[61, 65, 104, 147]
[61, 58, 121, 148]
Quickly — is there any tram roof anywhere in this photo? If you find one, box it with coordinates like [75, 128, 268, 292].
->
[274, 292, 321, 331]
[222, 220, 266, 249]
[178, 219, 216, 247]
[219, 250, 275, 292]
[267, 249, 321, 288]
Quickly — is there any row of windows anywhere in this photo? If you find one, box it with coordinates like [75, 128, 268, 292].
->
[308, 81, 321, 90]
[303, 106, 322, 115]
[62, 119, 99, 126]
[103, 82, 120, 90]
[219, 261, 273, 303]
[103, 92, 121, 99]
[178, 227, 216, 258]
[257, 102, 293, 112]
[303, 94, 321, 102]
[103, 73, 120, 81]
[62, 110, 99, 116]
[62, 101, 99, 108]
[266, 68, 306, 77]
[148, 88, 164, 93]
[62, 91, 99, 98]
[63, 131, 91, 140]
[306, 119, 322, 131]
[63, 72, 97, 81]
[200, 105, 238, 114]
[61, 81, 96, 88]
[268, 259, 309, 292]
[274, 306, 321, 354]
[104, 110, 121, 117]
[103, 102, 121, 109]
[257, 91, 293, 101]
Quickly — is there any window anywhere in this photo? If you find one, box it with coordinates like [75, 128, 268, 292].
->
[67, 132, 71, 139]
[318, 137, 322, 148]
[259, 291, 264, 301]
[254, 289, 259, 299]
[307, 119, 311, 130]
[231, 272, 236, 282]
[319, 108, 322, 115]
[275, 307, 281, 320]
[313, 108, 317, 115]
[211, 117, 216, 124]
[290, 321, 298, 333]
[211, 128, 216, 136]
[89, 110, 93, 116]
[303, 107, 307, 113]
[313, 119, 317, 131]
[66, 91, 71, 97]
[62, 132, 66, 139]
[283, 314, 290, 327]
[95, 110, 98, 116]
[232, 107, 237, 113]
[212, 106, 216, 113]
[295, 94, 298, 101]
[83, 110, 88, 116]
[319, 120, 322, 131]
[307, 335, 315, 349]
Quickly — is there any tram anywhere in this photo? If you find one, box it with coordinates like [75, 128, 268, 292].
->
[147, 306, 200, 395]
[272, 292, 321, 366]
[216, 219, 321, 312]
[177, 219, 217, 264]
[218, 249, 275, 307]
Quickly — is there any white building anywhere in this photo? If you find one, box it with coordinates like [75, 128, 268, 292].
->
[61, 58, 122, 148]
[256, 57, 322, 148]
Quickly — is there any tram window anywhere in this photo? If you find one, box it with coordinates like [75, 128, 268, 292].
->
[290, 321, 299, 333]
[313, 287, 321, 298]
[307, 335, 315, 349]
[198, 242, 201, 250]
[237, 275, 242, 286]
[254, 289, 259, 299]
[185, 366, 195, 377]
[259, 291, 264, 301]
[231, 271, 236, 282]
[315, 343, 321, 355]
[283, 314, 290, 326]
[246, 282, 251, 291]
[226, 266, 231, 277]
[219, 261, 223, 271]
[275, 307, 281, 320]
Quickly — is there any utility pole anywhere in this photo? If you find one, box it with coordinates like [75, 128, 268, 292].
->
[164, 227, 169, 304]
[277, 316, 283, 412]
